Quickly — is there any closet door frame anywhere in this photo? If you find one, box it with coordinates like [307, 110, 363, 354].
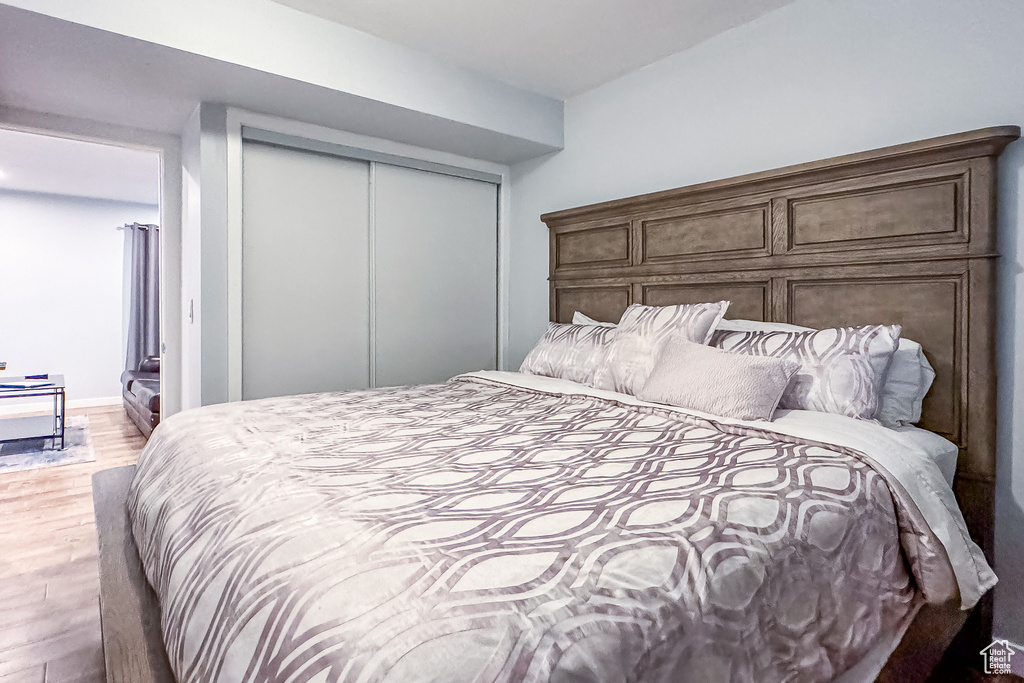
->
[224, 107, 511, 402]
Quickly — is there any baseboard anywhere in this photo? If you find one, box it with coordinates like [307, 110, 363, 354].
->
[0, 396, 122, 417]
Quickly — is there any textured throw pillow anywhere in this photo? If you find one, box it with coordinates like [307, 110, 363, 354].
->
[594, 301, 730, 396]
[715, 319, 933, 426]
[572, 311, 616, 327]
[638, 339, 800, 421]
[711, 325, 902, 420]
[520, 322, 617, 386]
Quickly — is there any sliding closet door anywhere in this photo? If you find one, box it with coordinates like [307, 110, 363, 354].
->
[374, 165, 498, 386]
[241, 142, 370, 399]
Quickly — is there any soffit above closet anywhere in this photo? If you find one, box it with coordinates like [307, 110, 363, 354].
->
[0, 3, 562, 165]
[271, 0, 797, 98]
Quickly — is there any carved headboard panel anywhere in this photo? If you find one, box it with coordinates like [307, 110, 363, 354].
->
[541, 127, 1019, 640]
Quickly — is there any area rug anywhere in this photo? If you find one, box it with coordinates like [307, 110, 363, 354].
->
[0, 416, 95, 473]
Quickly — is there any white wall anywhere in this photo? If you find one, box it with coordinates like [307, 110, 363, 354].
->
[509, 0, 1024, 643]
[180, 106, 203, 411]
[0, 189, 159, 408]
[175, 102, 234, 410]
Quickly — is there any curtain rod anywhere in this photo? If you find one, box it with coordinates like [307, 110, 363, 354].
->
[116, 223, 160, 231]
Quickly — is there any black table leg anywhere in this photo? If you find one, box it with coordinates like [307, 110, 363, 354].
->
[59, 389, 65, 450]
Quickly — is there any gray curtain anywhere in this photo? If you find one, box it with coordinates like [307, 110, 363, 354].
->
[124, 223, 160, 372]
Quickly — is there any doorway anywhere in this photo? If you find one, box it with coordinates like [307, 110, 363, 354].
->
[0, 127, 163, 448]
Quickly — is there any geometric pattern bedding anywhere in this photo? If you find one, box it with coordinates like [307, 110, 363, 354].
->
[711, 325, 901, 420]
[128, 377, 927, 683]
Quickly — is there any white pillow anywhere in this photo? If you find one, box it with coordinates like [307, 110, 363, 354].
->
[879, 340, 936, 426]
[716, 319, 935, 427]
[572, 312, 616, 327]
[716, 319, 809, 333]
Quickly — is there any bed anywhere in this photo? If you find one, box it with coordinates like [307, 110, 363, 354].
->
[93, 125, 1020, 682]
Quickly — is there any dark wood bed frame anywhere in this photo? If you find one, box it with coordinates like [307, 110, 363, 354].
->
[93, 126, 1019, 682]
[541, 125, 1020, 679]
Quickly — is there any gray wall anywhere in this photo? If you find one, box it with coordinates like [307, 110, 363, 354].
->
[508, 0, 1024, 644]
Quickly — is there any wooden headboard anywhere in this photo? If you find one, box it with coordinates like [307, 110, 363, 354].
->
[541, 126, 1019, 646]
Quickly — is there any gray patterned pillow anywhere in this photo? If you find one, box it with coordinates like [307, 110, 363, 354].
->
[594, 301, 730, 396]
[520, 322, 617, 386]
[711, 325, 902, 419]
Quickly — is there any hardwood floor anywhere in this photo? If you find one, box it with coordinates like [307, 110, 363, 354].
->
[0, 405, 146, 683]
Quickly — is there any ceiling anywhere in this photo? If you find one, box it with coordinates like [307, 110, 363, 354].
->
[0, 127, 160, 205]
[271, 0, 798, 98]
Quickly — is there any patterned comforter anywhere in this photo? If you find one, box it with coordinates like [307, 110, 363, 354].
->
[128, 375, 968, 683]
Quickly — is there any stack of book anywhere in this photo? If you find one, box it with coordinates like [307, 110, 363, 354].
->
[0, 374, 54, 389]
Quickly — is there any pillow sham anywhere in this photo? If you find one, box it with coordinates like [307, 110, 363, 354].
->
[710, 324, 901, 420]
[572, 311, 616, 327]
[716, 319, 809, 333]
[520, 322, 616, 386]
[877, 340, 935, 427]
[593, 301, 730, 396]
[716, 319, 934, 426]
[637, 338, 800, 421]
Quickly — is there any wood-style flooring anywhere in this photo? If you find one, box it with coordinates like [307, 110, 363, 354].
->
[0, 405, 146, 683]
